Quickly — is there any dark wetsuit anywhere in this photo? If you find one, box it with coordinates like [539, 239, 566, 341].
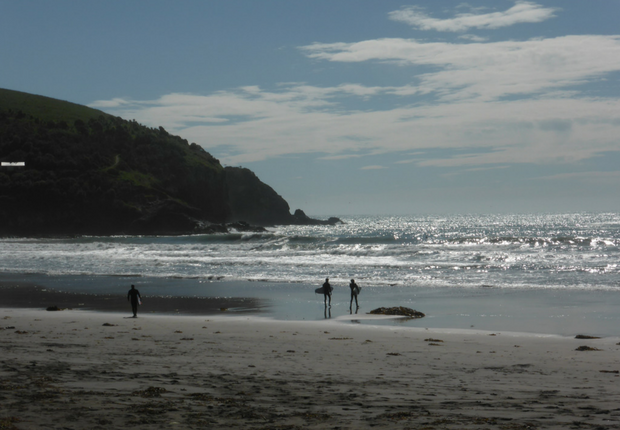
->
[323, 280, 332, 306]
[127, 286, 141, 317]
[349, 280, 359, 308]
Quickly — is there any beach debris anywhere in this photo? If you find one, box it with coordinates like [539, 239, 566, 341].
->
[600, 370, 619, 374]
[428, 343, 442, 346]
[180, 338, 194, 341]
[328, 337, 352, 340]
[386, 352, 401, 356]
[174, 330, 183, 333]
[575, 335, 601, 339]
[368, 307, 425, 318]
[286, 350, 295, 353]
[102, 323, 117, 327]
[46, 306, 63, 311]
[424, 338, 443, 343]
[576, 346, 602, 351]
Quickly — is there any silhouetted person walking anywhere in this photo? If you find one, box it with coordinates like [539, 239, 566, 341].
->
[323, 278, 332, 307]
[127, 284, 141, 318]
[349, 279, 360, 310]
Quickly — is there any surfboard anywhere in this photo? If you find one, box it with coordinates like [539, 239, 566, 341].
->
[315, 285, 333, 294]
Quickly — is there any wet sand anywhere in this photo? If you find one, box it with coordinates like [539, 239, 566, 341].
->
[1, 308, 620, 429]
[0, 282, 267, 316]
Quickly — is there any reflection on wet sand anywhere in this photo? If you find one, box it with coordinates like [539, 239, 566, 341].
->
[0, 283, 268, 316]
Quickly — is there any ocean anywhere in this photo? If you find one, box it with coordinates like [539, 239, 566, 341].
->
[1, 213, 619, 335]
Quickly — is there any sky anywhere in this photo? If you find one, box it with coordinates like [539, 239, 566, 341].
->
[2, 1, 620, 216]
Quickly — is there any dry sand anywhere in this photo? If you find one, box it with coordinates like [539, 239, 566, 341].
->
[1, 308, 620, 430]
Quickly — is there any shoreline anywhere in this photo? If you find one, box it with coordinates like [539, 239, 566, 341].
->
[3, 273, 620, 337]
[2, 308, 620, 429]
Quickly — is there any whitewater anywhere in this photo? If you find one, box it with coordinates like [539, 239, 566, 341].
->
[1, 213, 619, 291]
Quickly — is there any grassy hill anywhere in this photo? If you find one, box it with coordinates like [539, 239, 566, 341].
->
[0, 88, 109, 124]
[0, 88, 232, 235]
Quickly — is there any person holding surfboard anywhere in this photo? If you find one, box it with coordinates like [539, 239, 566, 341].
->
[349, 279, 361, 310]
[127, 284, 142, 318]
[322, 278, 332, 307]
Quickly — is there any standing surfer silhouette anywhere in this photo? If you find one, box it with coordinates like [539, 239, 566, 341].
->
[127, 284, 142, 318]
[349, 279, 360, 310]
[322, 278, 332, 307]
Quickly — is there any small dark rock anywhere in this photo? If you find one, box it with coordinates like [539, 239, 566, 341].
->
[368, 307, 425, 318]
[292, 209, 344, 226]
[46, 306, 63, 311]
[576, 346, 601, 351]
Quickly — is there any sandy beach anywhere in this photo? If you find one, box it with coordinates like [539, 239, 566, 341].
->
[2, 308, 620, 430]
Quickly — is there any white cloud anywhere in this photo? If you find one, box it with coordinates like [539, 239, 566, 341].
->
[90, 29, 620, 171]
[458, 34, 488, 42]
[90, 97, 132, 108]
[91, 87, 620, 169]
[388, 1, 558, 32]
[301, 35, 620, 103]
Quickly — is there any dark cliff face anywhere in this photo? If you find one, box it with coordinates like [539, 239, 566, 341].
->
[224, 167, 294, 226]
[222, 168, 345, 226]
[0, 93, 231, 235]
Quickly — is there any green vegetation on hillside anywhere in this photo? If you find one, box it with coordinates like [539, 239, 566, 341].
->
[0, 88, 109, 124]
[0, 89, 230, 234]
